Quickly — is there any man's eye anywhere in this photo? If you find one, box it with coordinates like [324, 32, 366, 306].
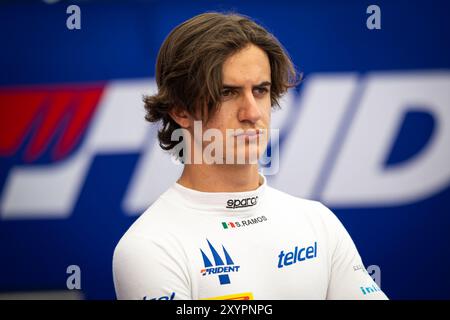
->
[221, 89, 235, 97]
[254, 87, 269, 95]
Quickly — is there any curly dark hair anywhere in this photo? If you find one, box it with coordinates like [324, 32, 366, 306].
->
[143, 12, 300, 153]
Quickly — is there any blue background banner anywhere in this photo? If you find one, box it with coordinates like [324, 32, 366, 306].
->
[0, 0, 449, 299]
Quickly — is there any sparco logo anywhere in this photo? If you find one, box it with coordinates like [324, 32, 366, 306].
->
[226, 196, 258, 209]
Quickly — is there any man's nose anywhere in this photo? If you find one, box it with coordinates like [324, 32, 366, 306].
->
[238, 91, 262, 124]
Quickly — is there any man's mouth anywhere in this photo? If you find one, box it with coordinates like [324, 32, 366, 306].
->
[233, 129, 264, 138]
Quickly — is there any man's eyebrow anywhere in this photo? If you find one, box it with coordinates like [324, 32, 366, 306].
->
[222, 81, 272, 89]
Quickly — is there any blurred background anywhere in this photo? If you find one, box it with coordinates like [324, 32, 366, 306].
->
[0, 0, 449, 299]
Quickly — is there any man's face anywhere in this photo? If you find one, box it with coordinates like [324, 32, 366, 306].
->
[201, 44, 272, 164]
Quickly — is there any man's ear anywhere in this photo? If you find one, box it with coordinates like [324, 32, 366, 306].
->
[168, 106, 192, 129]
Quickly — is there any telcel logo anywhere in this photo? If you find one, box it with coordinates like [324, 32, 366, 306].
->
[226, 196, 258, 209]
[143, 292, 175, 300]
[277, 242, 318, 268]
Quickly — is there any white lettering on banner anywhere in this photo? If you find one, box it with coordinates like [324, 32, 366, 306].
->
[322, 72, 450, 206]
[0, 80, 155, 219]
[270, 74, 359, 199]
[86, 80, 155, 153]
[122, 137, 182, 215]
[0, 151, 91, 219]
[1, 72, 449, 219]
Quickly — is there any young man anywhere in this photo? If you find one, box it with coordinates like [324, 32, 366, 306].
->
[113, 12, 388, 300]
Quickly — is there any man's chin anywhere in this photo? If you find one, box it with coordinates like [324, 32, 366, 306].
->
[229, 147, 263, 165]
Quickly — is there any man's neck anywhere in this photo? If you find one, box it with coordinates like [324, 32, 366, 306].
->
[177, 164, 261, 192]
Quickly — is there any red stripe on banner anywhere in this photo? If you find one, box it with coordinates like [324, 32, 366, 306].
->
[53, 87, 103, 160]
[0, 91, 45, 156]
[0, 83, 105, 162]
[24, 90, 72, 162]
